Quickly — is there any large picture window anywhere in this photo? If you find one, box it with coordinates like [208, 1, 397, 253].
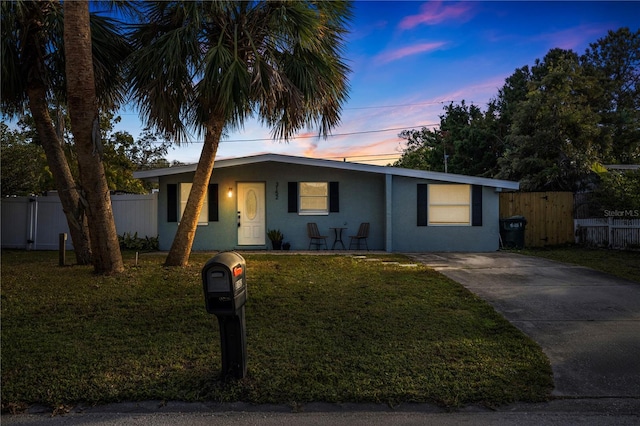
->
[428, 184, 471, 225]
[299, 182, 328, 215]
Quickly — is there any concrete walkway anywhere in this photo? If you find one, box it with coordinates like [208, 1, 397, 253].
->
[408, 252, 640, 398]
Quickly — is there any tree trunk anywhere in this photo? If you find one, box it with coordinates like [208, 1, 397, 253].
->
[165, 118, 224, 267]
[26, 85, 92, 265]
[22, 4, 92, 265]
[64, 0, 123, 275]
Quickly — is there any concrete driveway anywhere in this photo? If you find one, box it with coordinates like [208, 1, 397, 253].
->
[409, 252, 640, 398]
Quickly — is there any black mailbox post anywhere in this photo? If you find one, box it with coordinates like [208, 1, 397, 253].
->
[202, 252, 247, 380]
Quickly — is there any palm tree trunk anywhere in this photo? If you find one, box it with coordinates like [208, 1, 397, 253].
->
[21, 5, 93, 266]
[64, 0, 123, 275]
[26, 85, 92, 265]
[165, 118, 224, 267]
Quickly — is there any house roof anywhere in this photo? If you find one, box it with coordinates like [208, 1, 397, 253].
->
[134, 153, 520, 190]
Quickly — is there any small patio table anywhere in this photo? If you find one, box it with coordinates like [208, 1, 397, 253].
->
[330, 227, 347, 250]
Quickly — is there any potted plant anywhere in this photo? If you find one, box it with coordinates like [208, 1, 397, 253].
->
[267, 229, 284, 250]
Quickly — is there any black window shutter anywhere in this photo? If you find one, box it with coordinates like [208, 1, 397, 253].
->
[288, 182, 298, 213]
[167, 184, 178, 222]
[208, 184, 219, 222]
[417, 184, 428, 226]
[329, 182, 339, 212]
[472, 185, 483, 226]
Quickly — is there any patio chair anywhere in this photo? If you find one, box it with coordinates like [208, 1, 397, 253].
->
[307, 223, 328, 250]
[349, 222, 370, 251]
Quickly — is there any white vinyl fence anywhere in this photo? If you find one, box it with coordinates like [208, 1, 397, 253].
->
[1, 193, 157, 250]
[575, 217, 640, 249]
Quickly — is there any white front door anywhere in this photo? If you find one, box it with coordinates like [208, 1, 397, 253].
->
[237, 182, 266, 246]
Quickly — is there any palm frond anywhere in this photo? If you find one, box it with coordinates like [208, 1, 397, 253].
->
[1, 0, 130, 115]
[128, 0, 352, 143]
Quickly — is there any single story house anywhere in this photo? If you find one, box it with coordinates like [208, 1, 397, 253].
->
[134, 153, 519, 252]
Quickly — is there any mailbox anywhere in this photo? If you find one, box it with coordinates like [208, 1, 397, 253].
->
[201, 251, 247, 380]
[202, 251, 247, 315]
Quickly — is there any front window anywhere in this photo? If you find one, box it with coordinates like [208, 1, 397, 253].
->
[299, 182, 328, 215]
[429, 184, 471, 225]
[179, 182, 208, 225]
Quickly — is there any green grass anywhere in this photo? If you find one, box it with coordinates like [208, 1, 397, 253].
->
[1, 251, 553, 411]
[519, 247, 640, 283]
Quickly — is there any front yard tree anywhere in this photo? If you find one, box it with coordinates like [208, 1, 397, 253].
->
[128, 1, 352, 267]
[1, 0, 129, 267]
[2, 0, 91, 264]
[64, 0, 124, 274]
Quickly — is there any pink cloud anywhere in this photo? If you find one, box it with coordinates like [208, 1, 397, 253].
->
[399, 1, 474, 30]
[375, 41, 447, 64]
[303, 137, 404, 165]
[534, 24, 609, 51]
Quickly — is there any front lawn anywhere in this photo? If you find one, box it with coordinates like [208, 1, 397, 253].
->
[520, 247, 640, 282]
[1, 251, 552, 412]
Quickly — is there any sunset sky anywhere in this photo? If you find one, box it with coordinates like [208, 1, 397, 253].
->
[114, 1, 640, 165]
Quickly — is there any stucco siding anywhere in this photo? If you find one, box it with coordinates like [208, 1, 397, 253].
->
[157, 162, 387, 251]
[153, 156, 511, 252]
[390, 176, 500, 252]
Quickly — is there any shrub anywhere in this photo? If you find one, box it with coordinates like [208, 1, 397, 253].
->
[117, 232, 159, 251]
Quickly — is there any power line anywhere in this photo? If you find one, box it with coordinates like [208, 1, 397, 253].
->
[215, 122, 439, 144]
[142, 122, 437, 144]
[346, 100, 467, 110]
[115, 100, 466, 116]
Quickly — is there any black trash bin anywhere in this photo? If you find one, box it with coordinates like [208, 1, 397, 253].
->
[500, 216, 527, 249]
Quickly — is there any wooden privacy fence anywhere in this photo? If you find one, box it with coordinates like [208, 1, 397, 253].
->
[499, 192, 574, 248]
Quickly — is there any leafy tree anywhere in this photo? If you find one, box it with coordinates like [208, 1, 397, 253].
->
[577, 168, 640, 217]
[440, 102, 504, 177]
[595, 169, 640, 211]
[64, 0, 124, 274]
[394, 101, 504, 177]
[394, 126, 445, 172]
[128, 1, 352, 266]
[0, 122, 51, 196]
[119, 129, 172, 172]
[2, 111, 169, 195]
[396, 28, 639, 196]
[497, 49, 602, 191]
[103, 129, 172, 193]
[582, 27, 640, 164]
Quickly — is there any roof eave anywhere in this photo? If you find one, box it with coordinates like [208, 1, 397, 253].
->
[133, 153, 520, 190]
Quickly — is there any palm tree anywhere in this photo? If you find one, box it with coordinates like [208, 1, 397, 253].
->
[1, 0, 130, 270]
[128, 1, 352, 266]
[63, 0, 124, 275]
[2, 0, 91, 264]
